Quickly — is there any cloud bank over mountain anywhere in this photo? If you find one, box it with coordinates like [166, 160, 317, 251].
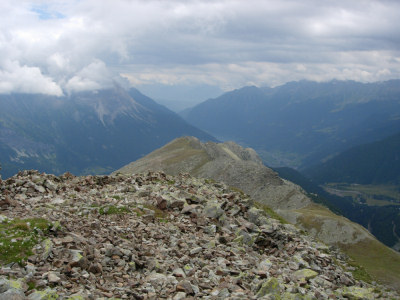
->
[1, 0, 399, 95]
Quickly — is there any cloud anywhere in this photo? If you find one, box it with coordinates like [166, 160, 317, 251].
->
[65, 60, 114, 93]
[0, 0, 399, 95]
[0, 60, 63, 96]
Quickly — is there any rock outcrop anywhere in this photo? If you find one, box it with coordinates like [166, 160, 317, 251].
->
[1, 170, 398, 299]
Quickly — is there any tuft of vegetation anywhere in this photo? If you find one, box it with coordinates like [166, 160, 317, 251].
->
[99, 205, 131, 215]
[229, 186, 246, 196]
[347, 261, 372, 283]
[204, 178, 216, 184]
[253, 201, 288, 224]
[129, 204, 169, 222]
[27, 280, 37, 291]
[0, 217, 52, 265]
[143, 204, 169, 221]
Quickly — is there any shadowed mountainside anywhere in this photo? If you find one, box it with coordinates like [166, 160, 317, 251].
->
[0, 87, 215, 178]
[304, 132, 400, 185]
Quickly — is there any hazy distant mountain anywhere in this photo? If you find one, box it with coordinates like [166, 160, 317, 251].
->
[181, 80, 400, 168]
[304, 132, 400, 185]
[0, 87, 215, 178]
[136, 83, 224, 112]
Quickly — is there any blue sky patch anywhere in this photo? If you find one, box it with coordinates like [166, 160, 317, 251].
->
[31, 4, 65, 20]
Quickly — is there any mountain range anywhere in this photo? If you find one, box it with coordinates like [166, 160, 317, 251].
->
[0, 86, 215, 179]
[181, 80, 400, 169]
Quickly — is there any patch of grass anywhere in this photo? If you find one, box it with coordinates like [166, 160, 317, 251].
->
[0, 218, 52, 265]
[253, 201, 289, 224]
[99, 205, 131, 215]
[132, 207, 143, 217]
[229, 186, 246, 196]
[295, 204, 400, 291]
[111, 195, 122, 200]
[341, 239, 400, 291]
[347, 261, 372, 283]
[204, 178, 216, 184]
[129, 204, 169, 222]
[297, 214, 324, 233]
[27, 280, 37, 291]
[143, 204, 169, 220]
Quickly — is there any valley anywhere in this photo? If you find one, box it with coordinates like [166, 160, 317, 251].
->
[323, 183, 400, 206]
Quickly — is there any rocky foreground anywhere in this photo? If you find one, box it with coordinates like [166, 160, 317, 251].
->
[0, 170, 398, 299]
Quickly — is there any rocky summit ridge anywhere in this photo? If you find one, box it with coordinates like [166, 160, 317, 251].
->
[115, 136, 311, 211]
[115, 137, 400, 291]
[0, 170, 399, 299]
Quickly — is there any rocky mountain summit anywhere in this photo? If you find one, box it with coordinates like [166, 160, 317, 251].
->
[116, 137, 400, 291]
[116, 136, 310, 211]
[0, 170, 398, 299]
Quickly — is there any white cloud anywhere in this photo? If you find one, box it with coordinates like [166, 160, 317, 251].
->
[0, 0, 399, 95]
[0, 60, 63, 96]
[65, 60, 114, 92]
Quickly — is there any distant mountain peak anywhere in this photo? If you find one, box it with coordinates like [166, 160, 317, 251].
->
[0, 89, 215, 178]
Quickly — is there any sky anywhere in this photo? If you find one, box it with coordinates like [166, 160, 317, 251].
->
[1, 0, 399, 99]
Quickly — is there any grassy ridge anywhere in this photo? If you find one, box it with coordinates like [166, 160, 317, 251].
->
[295, 204, 400, 290]
[342, 239, 400, 291]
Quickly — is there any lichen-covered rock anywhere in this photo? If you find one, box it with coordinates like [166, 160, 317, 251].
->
[0, 278, 26, 300]
[203, 201, 224, 219]
[40, 239, 53, 261]
[27, 288, 59, 300]
[65, 296, 85, 300]
[0, 278, 25, 293]
[234, 229, 255, 246]
[293, 269, 319, 282]
[0, 289, 25, 300]
[247, 207, 268, 226]
[339, 286, 376, 300]
[256, 277, 281, 298]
